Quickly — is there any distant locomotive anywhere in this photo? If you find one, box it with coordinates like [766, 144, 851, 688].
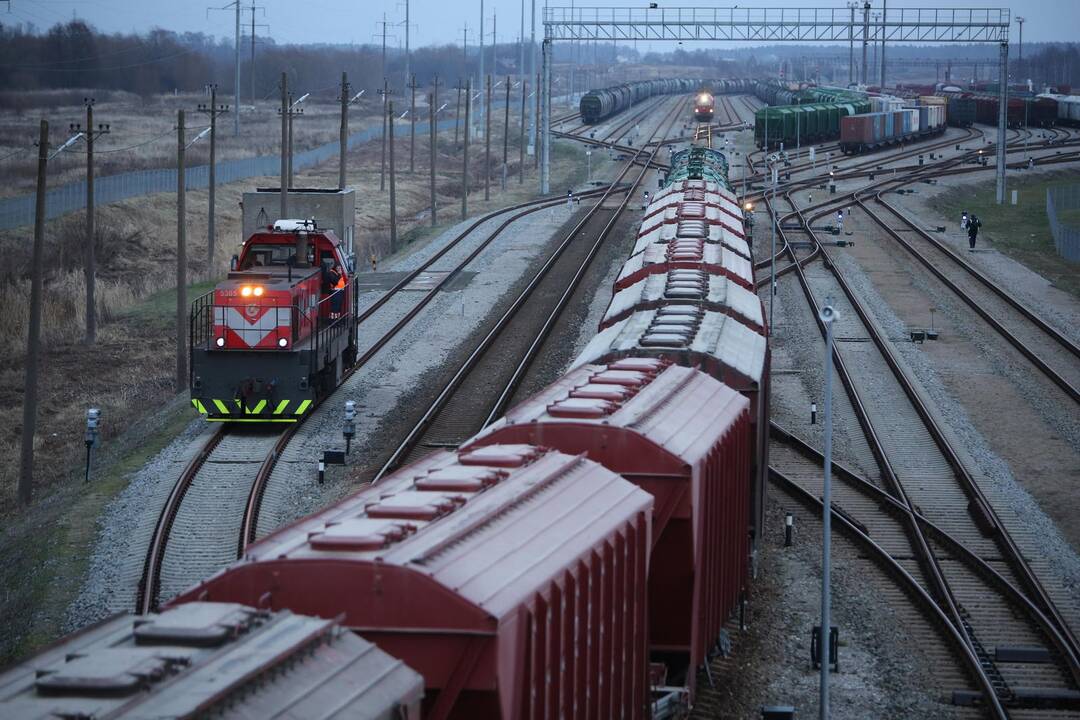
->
[189, 219, 358, 421]
[694, 91, 716, 122]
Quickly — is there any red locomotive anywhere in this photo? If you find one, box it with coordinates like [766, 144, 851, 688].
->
[694, 91, 715, 122]
[189, 219, 358, 421]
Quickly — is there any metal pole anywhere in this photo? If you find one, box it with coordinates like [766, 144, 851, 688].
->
[820, 301, 838, 720]
[339, 71, 348, 190]
[430, 90, 437, 226]
[848, 4, 855, 85]
[769, 160, 776, 333]
[996, 42, 1008, 204]
[541, 39, 551, 194]
[879, 1, 887, 89]
[279, 72, 287, 219]
[455, 80, 462, 147]
[409, 73, 417, 173]
[519, 0, 525, 80]
[380, 80, 388, 191]
[404, 0, 410, 94]
[18, 119, 48, 505]
[503, 75, 510, 191]
[534, 70, 541, 169]
[250, 1, 255, 109]
[208, 85, 217, 273]
[84, 102, 96, 344]
[529, 0, 536, 164]
[176, 109, 187, 392]
[479, 0, 485, 137]
[389, 101, 397, 252]
[485, 74, 492, 201]
[234, 0, 240, 136]
[861, 2, 870, 85]
[462, 78, 471, 219]
[519, 77, 527, 183]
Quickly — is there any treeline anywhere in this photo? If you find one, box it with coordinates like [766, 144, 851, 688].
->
[0, 20, 551, 100]
[1020, 44, 1080, 88]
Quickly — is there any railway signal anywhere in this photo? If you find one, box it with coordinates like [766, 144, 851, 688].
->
[343, 400, 356, 454]
[818, 300, 839, 719]
[84, 407, 101, 483]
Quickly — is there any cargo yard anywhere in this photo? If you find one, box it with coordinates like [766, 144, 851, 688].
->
[1, 2, 1079, 719]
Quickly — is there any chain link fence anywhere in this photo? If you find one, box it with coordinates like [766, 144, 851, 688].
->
[0, 117, 459, 231]
[1047, 184, 1080, 262]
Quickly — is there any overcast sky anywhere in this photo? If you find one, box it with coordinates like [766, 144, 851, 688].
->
[4, 0, 1075, 47]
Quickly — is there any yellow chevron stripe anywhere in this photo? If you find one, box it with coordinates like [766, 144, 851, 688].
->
[248, 399, 267, 414]
[294, 399, 312, 415]
[273, 400, 290, 414]
[191, 399, 207, 414]
[212, 399, 230, 414]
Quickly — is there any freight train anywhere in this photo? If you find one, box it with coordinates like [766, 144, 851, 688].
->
[580, 78, 755, 124]
[839, 104, 947, 154]
[189, 218, 358, 422]
[12, 147, 758, 719]
[579, 78, 700, 124]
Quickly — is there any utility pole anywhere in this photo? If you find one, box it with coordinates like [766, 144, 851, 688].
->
[462, 78, 471, 220]
[540, 40, 550, 193]
[878, 2, 887, 89]
[429, 89, 438, 226]
[287, 92, 294, 187]
[485, 74, 492, 201]
[280, 73, 289, 221]
[408, 73, 418, 172]
[245, 3, 267, 110]
[1015, 16, 1025, 80]
[198, 85, 229, 275]
[861, 1, 870, 85]
[871, 13, 879, 84]
[519, 0, 525, 81]
[176, 109, 187, 393]
[339, 71, 349, 191]
[376, 13, 392, 85]
[479, 0, 485, 138]
[279, 72, 287, 219]
[379, 79, 391, 191]
[234, 0, 240, 135]
[502, 75, 510, 191]
[18, 119, 48, 505]
[534, 70, 540, 170]
[529, 0, 536, 165]
[819, 301, 838, 720]
[846, 3, 856, 85]
[519, 76, 526, 183]
[388, 100, 397, 253]
[454, 77, 463, 148]
[403, 0, 410, 93]
[72, 99, 109, 344]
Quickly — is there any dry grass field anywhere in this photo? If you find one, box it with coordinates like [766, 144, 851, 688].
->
[0, 88, 390, 198]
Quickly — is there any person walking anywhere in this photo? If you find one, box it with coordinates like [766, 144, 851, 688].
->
[961, 210, 969, 230]
[836, 209, 844, 234]
[967, 214, 981, 251]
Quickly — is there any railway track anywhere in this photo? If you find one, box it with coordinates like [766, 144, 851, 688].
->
[762, 182, 1080, 714]
[374, 94, 688, 479]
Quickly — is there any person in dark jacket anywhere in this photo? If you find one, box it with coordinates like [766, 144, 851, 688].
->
[967, 214, 981, 251]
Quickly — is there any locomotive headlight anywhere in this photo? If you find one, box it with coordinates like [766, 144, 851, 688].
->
[216, 337, 225, 347]
[241, 286, 253, 297]
[253, 286, 264, 297]
[278, 337, 288, 348]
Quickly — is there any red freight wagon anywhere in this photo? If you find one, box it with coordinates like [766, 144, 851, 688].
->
[0, 602, 424, 719]
[634, 221, 752, 261]
[463, 361, 753, 705]
[616, 240, 754, 292]
[172, 446, 654, 720]
[601, 270, 764, 333]
[639, 201, 746, 242]
[573, 307, 769, 563]
[645, 184, 744, 229]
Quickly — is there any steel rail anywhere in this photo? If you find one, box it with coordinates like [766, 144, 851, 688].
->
[793, 193, 1080, 681]
[373, 95, 687, 482]
[769, 468, 1008, 717]
[135, 425, 227, 614]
